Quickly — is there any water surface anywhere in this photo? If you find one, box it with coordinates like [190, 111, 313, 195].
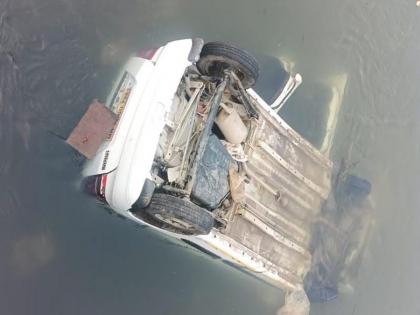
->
[1, 0, 420, 314]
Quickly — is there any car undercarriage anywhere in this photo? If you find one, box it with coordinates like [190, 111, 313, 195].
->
[72, 39, 372, 314]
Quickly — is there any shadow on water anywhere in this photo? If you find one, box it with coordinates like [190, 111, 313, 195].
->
[1, 0, 420, 314]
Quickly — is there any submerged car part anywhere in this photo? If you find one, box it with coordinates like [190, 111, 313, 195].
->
[304, 174, 372, 303]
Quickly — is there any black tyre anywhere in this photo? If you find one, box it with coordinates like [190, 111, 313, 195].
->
[197, 42, 259, 89]
[144, 193, 214, 235]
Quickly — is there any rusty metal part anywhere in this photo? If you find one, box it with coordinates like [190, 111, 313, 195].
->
[161, 185, 189, 196]
[179, 82, 205, 184]
[164, 81, 204, 163]
[228, 71, 259, 119]
[219, 97, 333, 291]
[66, 100, 117, 159]
[187, 77, 228, 193]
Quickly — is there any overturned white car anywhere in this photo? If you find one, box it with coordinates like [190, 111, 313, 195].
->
[75, 38, 351, 310]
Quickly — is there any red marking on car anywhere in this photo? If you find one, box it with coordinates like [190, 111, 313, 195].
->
[137, 48, 159, 60]
[99, 174, 108, 200]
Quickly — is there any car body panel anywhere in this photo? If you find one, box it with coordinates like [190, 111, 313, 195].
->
[206, 98, 333, 291]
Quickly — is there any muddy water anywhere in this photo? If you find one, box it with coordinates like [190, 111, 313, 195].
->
[1, 0, 419, 314]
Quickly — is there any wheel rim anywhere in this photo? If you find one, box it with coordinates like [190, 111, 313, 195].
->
[198, 56, 254, 87]
[207, 61, 246, 81]
[153, 213, 200, 234]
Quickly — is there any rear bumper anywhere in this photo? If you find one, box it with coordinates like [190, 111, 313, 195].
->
[83, 39, 194, 212]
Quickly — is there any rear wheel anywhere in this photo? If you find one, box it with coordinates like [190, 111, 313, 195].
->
[143, 193, 214, 235]
[197, 42, 259, 89]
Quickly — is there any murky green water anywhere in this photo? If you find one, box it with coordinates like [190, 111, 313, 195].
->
[1, 0, 420, 314]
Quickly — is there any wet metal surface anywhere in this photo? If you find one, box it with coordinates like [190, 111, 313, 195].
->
[221, 104, 333, 291]
[1, 0, 420, 314]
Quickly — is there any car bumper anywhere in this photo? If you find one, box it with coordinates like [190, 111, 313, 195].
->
[83, 39, 194, 212]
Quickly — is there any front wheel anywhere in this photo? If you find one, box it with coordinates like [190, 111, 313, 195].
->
[197, 41, 259, 89]
[143, 193, 214, 235]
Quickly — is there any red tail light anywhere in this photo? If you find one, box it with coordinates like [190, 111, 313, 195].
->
[81, 174, 108, 203]
[98, 174, 108, 201]
[137, 47, 160, 60]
